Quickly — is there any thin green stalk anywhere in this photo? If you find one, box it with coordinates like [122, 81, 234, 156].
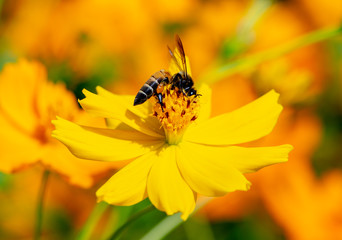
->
[218, 0, 271, 60]
[237, 0, 271, 35]
[0, 0, 4, 16]
[107, 205, 155, 240]
[198, 26, 342, 85]
[76, 202, 109, 240]
[34, 170, 50, 240]
[140, 197, 212, 240]
[183, 216, 215, 240]
[101, 206, 134, 239]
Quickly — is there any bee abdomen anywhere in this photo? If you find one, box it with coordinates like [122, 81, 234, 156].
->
[142, 83, 154, 96]
[134, 90, 148, 106]
[133, 76, 162, 106]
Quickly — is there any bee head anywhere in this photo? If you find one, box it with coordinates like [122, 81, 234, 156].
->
[180, 72, 193, 90]
[187, 89, 197, 96]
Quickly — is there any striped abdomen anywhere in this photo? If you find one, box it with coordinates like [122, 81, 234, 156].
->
[133, 70, 169, 106]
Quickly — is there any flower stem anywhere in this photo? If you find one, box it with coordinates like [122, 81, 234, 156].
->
[140, 197, 212, 240]
[34, 170, 50, 240]
[198, 26, 342, 85]
[107, 205, 155, 240]
[102, 206, 134, 239]
[76, 202, 108, 240]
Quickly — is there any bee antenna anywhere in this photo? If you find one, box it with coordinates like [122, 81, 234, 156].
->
[167, 46, 174, 58]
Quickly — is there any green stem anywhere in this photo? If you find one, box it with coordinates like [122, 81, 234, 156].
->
[76, 202, 109, 240]
[107, 205, 155, 240]
[34, 170, 50, 240]
[140, 197, 212, 240]
[198, 26, 342, 85]
[102, 206, 134, 239]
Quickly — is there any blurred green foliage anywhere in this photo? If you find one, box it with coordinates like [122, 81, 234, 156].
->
[313, 37, 342, 176]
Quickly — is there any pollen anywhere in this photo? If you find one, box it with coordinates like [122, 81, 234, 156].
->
[151, 85, 200, 145]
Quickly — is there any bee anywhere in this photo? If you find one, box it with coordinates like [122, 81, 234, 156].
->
[133, 35, 199, 109]
[133, 69, 171, 107]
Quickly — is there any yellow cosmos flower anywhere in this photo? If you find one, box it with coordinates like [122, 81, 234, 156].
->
[0, 59, 119, 188]
[52, 53, 293, 220]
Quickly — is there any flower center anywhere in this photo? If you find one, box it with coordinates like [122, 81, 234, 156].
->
[152, 84, 200, 145]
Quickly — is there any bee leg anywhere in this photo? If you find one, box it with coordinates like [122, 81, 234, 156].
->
[179, 79, 188, 96]
[156, 92, 164, 112]
[181, 84, 187, 96]
[171, 73, 181, 91]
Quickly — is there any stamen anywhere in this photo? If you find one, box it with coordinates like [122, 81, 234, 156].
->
[151, 85, 200, 144]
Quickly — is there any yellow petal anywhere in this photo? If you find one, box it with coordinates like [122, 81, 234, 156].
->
[228, 144, 293, 173]
[96, 87, 151, 120]
[52, 117, 164, 162]
[97, 151, 159, 205]
[147, 146, 196, 220]
[105, 118, 136, 130]
[177, 142, 251, 197]
[96, 87, 164, 136]
[195, 84, 212, 123]
[184, 90, 283, 145]
[0, 114, 42, 172]
[79, 87, 164, 138]
[0, 59, 45, 135]
[41, 143, 122, 188]
[181, 141, 292, 174]
[36, 80, 79, 126]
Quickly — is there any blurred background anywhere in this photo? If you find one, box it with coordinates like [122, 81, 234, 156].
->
[0, 0, 342, 239]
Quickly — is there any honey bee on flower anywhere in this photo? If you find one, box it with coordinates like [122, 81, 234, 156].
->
[52, 36, 293, 220]
[134, 35, 199, 110]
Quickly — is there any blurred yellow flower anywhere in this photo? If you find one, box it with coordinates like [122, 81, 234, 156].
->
[2, 0, 157, 77]
[0, 59, 119, 188]
[53, 51, 292, 220]
[250, 4, 326, 106]
[294, 0, 342, 27]
[260, 163, 342, 240]
[253, 59, 314, 105]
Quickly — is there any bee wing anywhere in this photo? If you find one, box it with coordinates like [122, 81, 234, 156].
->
[168, 45, 183, 73]
[175, 34, 187, 75]
[168, 35, 192, 76]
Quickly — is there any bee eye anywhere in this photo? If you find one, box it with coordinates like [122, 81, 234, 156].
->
[188, 89, 196, 96]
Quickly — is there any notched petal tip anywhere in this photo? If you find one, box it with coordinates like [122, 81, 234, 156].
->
[95, 86, 104, 92]
[50, 132, 57, 139]
[280, 144, 294, 161]
[81, 88, 92, 95]
[51, 116, 62, 126]
[180, 212, 190, 221]
[246, 181, 252, 191]
[286, 144, 294, 151]
[96, 195, 104, 203]
[96, 190, 105, 202]
[269, 89, 279, 96]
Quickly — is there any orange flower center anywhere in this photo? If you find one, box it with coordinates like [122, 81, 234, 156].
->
[152, 85, 200, 145]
